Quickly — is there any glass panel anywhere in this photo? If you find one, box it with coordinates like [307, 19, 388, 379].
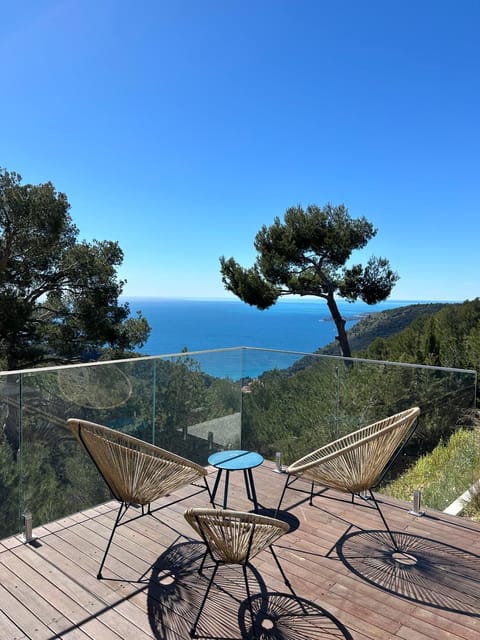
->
[0, 348, 476, 540]
[334, 359, 478, 512]
[10, 351, 243, 538]
[0, 372, 22, 539]
[241, 351, 477, 513]
[241, 351, 343, 461]
[153, 351, 242, 458]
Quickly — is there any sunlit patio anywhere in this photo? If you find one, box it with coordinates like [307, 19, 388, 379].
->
[1, 459, 480, 640]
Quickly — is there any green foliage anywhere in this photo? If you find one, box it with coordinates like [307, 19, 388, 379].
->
[220, 203, 398, 357]
[386, 428, 480, 511]
[155, 351, 208, 448]
[321, 303, 447, 356]
[464, 489, 480, 520]
[242, 357, 421, 465]
[359, 298, 480, 375]
[205, 377, 241, 417]
[0, 430, 19, 538]
[0, 412, 111, 539]
[0, 168, 150, 371]
[242, 363, 340, 463]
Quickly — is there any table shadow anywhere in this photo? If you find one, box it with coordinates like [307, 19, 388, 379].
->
[254, 507, 300, 533]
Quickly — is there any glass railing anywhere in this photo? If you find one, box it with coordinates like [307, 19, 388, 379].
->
[0, 347, 476, 539]
[240, 350, 478, 513]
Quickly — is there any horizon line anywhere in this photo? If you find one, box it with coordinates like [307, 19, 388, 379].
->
[120, 295, 463, 303]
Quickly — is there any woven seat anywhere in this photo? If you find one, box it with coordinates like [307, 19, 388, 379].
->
[276, 407, 420, 550]
[67, 418, 210, 579]
[184, 508, 290, 639]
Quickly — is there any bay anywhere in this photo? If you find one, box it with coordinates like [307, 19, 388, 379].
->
[124, 298, 422, 378]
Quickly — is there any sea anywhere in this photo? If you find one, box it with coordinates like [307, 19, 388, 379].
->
[124, 297, 429, 379]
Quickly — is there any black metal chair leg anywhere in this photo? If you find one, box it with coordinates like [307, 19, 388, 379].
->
[197, 548, 209, 576]
[210, 468, 223, 506]
[203, 476, 213, 502]
[97, 502, 127, 579]
[190, 563, 218, 638]
[275, 473, 292, 517]
[270, 545, 308, 614]
[269, 545, 291, 590]
[368, 489, 400, 551]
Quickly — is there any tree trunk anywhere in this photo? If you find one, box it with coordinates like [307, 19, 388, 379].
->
[326, 294, 352, 359]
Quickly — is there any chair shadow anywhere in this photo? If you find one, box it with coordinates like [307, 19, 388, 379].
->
[147, 540, 353, 639]
[148, 540, 268, 639]
[335, 529, 480, 617]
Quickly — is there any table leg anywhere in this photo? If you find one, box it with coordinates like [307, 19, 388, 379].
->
[245, 468, 259, 511]
[243, 469, 252, 501]
[223, 470, 230, 509]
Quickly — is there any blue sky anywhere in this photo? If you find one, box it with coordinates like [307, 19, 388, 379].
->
[2, 0, 479, 302]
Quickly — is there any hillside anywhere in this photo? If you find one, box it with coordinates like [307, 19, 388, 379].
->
[320, 303, 447, 356]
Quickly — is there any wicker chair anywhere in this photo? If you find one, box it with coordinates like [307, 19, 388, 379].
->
[276, 407, 421, 550]
[67, 418, 210, 579]
[184, 507, 290, 639]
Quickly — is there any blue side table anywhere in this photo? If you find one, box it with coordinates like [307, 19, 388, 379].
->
[208, 450, 264, 511]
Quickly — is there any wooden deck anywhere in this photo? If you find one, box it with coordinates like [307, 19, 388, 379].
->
[1, 461, 480, 640]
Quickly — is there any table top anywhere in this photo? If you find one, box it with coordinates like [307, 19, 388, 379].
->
[208, 449, 264, 471]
